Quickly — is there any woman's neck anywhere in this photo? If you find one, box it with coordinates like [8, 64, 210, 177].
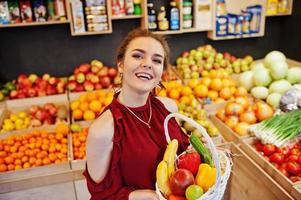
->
[118, 85, 150, 107]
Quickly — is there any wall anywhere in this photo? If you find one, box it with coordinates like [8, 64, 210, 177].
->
[0, 1, 300, 81]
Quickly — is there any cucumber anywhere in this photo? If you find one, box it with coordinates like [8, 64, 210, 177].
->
[189, 134, 214, 167]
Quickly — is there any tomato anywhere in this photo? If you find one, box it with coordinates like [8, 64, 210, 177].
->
[289, 176, 301, 183]
[287, 155, 299, 162]
[262, 144, 276, 156]
[279, 168, 289, 177]
[177, 151, 201, 176]
[298, 155, 301, 166]
[290, 148, 300, 156]
[269, 153, 284, 164]
[185, 184, 203, 200]
[254, 140, 264, 152]
[277, 147, 290, 158]
[286, 162, 301, 175]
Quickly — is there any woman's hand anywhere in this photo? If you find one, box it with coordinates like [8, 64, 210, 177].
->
[129, 189, 159, 200]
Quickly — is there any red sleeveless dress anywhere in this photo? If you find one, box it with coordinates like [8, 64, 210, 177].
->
[83, 93, 189, 200]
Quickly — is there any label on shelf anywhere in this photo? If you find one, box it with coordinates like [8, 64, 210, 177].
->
[70, 0, 86, 33]
[194, 0, 212, 30]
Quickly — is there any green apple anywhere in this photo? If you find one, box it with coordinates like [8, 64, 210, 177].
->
[185, 184, 203, 200]
[28, 74, 38, 83]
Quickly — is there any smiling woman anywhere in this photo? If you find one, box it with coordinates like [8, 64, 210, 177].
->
[84, 28, 189, 200]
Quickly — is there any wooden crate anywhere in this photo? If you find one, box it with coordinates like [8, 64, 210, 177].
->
[219, 143, 294, 200]
[240, 137, 301, 194]
[0, 94, 70, 135]
[0, 126, 71, 184]
[292, 183, 301, 200]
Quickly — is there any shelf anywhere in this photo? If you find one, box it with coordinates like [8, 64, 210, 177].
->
[71, 30, 113, 36]
[266, 12, 292, 17]
[111, 15, 142, 20]
[207, 32, 264, 40]
[152, 30, 183, 35]
[182, 27, 212, 33]
[0, 20, 69, 28]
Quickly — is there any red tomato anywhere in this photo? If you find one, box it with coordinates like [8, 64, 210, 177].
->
[254, 141, 264, 152]
[289, 176, 301, 183]
[262, 144, 276, 156]
[287, 155, 299, 162]
[269, 153, 284, 164]
[279, 168, 289, 177]
[277, 147, 290, 158]
[290, 148, 300, 156]
[298, 155, 301, 166]
[286, 162, 301, 175]
[271, 162, 280, 169]
[177, 151, 201, 176]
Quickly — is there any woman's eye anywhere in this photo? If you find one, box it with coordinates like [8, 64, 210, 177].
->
[132, 54, 142, 59]
[153, 59, 162, 64]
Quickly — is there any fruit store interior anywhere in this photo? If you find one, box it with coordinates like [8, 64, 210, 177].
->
[0, 0, 301, 200]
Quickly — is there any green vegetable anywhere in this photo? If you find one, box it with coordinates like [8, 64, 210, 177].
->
[189, 134, 213, 167]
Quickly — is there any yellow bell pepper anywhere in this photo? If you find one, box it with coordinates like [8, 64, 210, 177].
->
[195, 163, 216, 192]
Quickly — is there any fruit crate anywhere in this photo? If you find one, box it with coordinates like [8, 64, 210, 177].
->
[0, 94, 70, 136]
[240, 137, 301, 195]
[219, 143, 294, 200]
[292, 183, 301, 200]
[0, 126, 71, 187]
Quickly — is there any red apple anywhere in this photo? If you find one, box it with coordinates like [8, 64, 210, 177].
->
[18, 78, 32, 89]
[69, 75, 75, 81]
[27, 88, 37, 97]
[181, 51, 189, 57]
[29, 105, 39, 115]
[98, 67, 108, 77]
[79, 64, 91, 74]
[38, 89, 47, 97]
[86, 72, 94, 81]
[75, 84, 84, 92]
[67, 80, 77, 91]
[42, 74, 51, 81]
[230, 56, 237, 63]
[48, 77, 58, 85]
[56, 82, 65, 94]
[108, 68, 118, 78]
[100, 77, 111, 88]
[46, 85, 57, 95]
[37, 80, 48, 90]
[177, 151, 201, 175]
[84, 80, 95, 91]
[169, 169, 195, 196]
[73, 68, 80, 75]
[94, 83, 102, 90]
[17, 92, 26, 99]
[35, 109, 47, 122]
[44, 116, 55, 125]
[90, 75, 99, 83]
[10, 90, 18, 99]
[17, 74, 27, 83]
[76, 72, 86, 84]
[91, 65, 100, 74]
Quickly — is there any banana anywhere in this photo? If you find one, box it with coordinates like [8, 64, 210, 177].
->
[163, 139, 178, 177]
[156, 160, 171, 196]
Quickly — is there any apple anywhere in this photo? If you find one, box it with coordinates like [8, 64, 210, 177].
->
[181, 58, 189, 65]
[29, 105, 39, 115]
[42, 73, 51, 81]
[108, 68, 118, 78]
[73, 68, 80, 75]
[76, 72, 86, 84]
[28, 74, 38, 83]
[19, 78, 32, 89]
[230, 56, 237, 63]
[35, 109, 47, 122]
[181, 51, 189, 58]
[46, 85, 57, 95]
[244, 55, 253, 64]
[75, 84, 84, 92]
[67, 80, 77, 91]
[17, 92, 26, 99]
[100, 77, 111, 88]
[17, 74, 27, 83]
[176, 57, 182, 65]
[79, 64, 91, 74]
[37, 80, 48, 90]
[191, 72, 199, 79]
[38, 89, 47, 97]
[27, 88, 37, 97]
[44, 115, 54, 125]
[91, 65, 100, 74]
[98, 67, 108, 77]
[223, 52, 231, 60]
[84, 80, 95, 91]
[94, 83, 102, 90]
[185, 185, 203, 200]
[91, 59, 103, 68]
[30, 119, 42, 127]
[90, 75, 99, 83]
[56, 82, 65, 94]
[177, 151, 201, 175]
[169, 169, 194, 196]
[69, 75, 75, 81]
[48, 77, 58, 85]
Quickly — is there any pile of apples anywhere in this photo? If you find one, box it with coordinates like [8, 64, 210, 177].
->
[67, 60, 119, 92]
[9, 74, 67, 99]
[175, 44, 254, 80]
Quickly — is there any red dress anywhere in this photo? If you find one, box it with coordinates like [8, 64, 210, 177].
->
[83, 93, 189, 200]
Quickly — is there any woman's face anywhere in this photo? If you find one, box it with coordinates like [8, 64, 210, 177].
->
[119, 37, 165, 94]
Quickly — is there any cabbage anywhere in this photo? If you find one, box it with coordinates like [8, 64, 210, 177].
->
[251, 86, 269, 99]
[269, 61, 288, 80]
[269, 79, 292, 94]
[239, 71, 253, 91]
[251, 62, 265, 72]
[287, 67, 301, 84]
[253, 67, 271, 86]
[266, 93, 282, 108]
[264, 51, 286, 68]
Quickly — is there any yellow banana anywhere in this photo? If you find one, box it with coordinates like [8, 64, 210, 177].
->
[163, 139, 178, 177]
[156, 160, 171, 196]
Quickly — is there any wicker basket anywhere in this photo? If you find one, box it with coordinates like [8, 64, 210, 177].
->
[156, 113, 232, 200]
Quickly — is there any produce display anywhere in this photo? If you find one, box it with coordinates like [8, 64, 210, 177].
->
[71, 126, 88, 160]
[157, 81, 219, 138]
[9, 74, 67, 99]
[216, 99, 274, 136]
[239, 51, 301, 108]
[70, 90, 114, 121]
[0, 81, 15, 101]
[175, 44, 254, 80]
[67, 60, 119, 92]
[0, 124, 69, 172]
[0, 103, 68, 132]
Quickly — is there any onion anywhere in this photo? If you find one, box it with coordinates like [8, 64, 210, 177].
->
[269, 80, 292, 94]
[287, 67, 301, 84]
[266, 93, 282, 108]
[239, 71, 253, 91]
[251, 86, 269, 99]
[253, 67, 271, 87]
[264, 51, 286, 68]
[269, 61, 288, 80]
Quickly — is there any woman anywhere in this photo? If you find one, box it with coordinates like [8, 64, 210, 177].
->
[84, 28, 189, 200]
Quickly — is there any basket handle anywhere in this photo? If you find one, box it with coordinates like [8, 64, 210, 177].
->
[163, 112, 221, 191]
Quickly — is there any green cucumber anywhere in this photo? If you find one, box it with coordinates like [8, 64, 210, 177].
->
[189, 134, 214, 167]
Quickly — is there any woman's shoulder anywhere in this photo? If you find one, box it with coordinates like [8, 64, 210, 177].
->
[88, 109, 114, 142]
[154, 96, 178, 113]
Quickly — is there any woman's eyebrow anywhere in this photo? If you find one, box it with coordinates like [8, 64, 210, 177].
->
[131, 49, 163, 58]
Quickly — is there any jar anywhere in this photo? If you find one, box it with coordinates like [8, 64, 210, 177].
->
[183, 15, 192, 29]
[158, 18, 169, 31]
[183, 1, 192, 15]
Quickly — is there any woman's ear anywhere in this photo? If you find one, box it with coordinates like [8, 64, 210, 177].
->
[117, 61, 123, 74]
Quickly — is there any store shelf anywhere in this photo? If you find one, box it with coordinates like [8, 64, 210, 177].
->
[207, 32, 264, 40]
[152, 30, 183, 35]
[0, 21, 69, 28]
[266, 12, 292, 17]
[70, 30, 113, 36]
[111, 15, 142, 20]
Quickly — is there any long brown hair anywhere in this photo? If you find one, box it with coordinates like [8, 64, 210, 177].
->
[116, 28, 170, 70]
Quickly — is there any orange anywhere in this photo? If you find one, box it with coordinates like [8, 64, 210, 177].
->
[208, 90, 219, 101]
[210, 78, 222, 91]
[55, 123, 69, 136]
[200, 77, 211, 87]
[194, 84, 208, 98]
[23, 162, 31, 169]
[222, 78, 231, 88]
[179, 96, 190, 105]
[95, 90, 106, 98]
[0, 157, 4, 164]
[29, 157, 36, 165]
[73, 109, 83, 120]
[42, 157, 51, 165]
[219, 88, 232, 100]
[79, 95, 87, 103]
[187, 79, 199, 89]
[49, 153, 57, 162]
[86, 92, 97, 102]
[169, 89, 180, 99]
[4, 156, 14, 165]
[0, 164, 7, 172]
[104, 96, 113, 106]
[235, 87, 248, 97]
[201, 70, 209, 77]
[70, 100, 80, 111]
[79, 101, 89, 111]
[157, 90, 167, 97]
[35, 158, 42, 166]
[89, 100, 102, 112]
[14, 165, 22, 170]
[83, 110, 96, 121]
[180, 86, 192, 96]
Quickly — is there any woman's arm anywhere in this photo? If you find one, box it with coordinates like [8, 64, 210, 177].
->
[86, 109, 114, 183]
[155, 96, 178, 113]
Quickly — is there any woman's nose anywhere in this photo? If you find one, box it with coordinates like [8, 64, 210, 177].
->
[141, 59, 152, 69]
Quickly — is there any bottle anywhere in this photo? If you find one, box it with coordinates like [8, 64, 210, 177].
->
[125, 0, 134, 15]
[147, 3, 157, 31]
[157, 6, 168, 31]
[133, 0, 142, 15]
[170, 1, 179, 30]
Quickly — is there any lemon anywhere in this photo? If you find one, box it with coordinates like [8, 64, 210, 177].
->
[18, 111, 27, 119]
[15, 123, 23, 130]
[3, 123, 15, 131]
[4, 119, 12, 124]
[10, 114, 18, 122]
[15, 118, 24, 126]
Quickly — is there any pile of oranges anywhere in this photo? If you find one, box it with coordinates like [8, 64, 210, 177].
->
[72, 127, 88, 160]
[0, 124, 69, 172]
[70, 90, 114, 121]
[189, 69, 248, 103]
